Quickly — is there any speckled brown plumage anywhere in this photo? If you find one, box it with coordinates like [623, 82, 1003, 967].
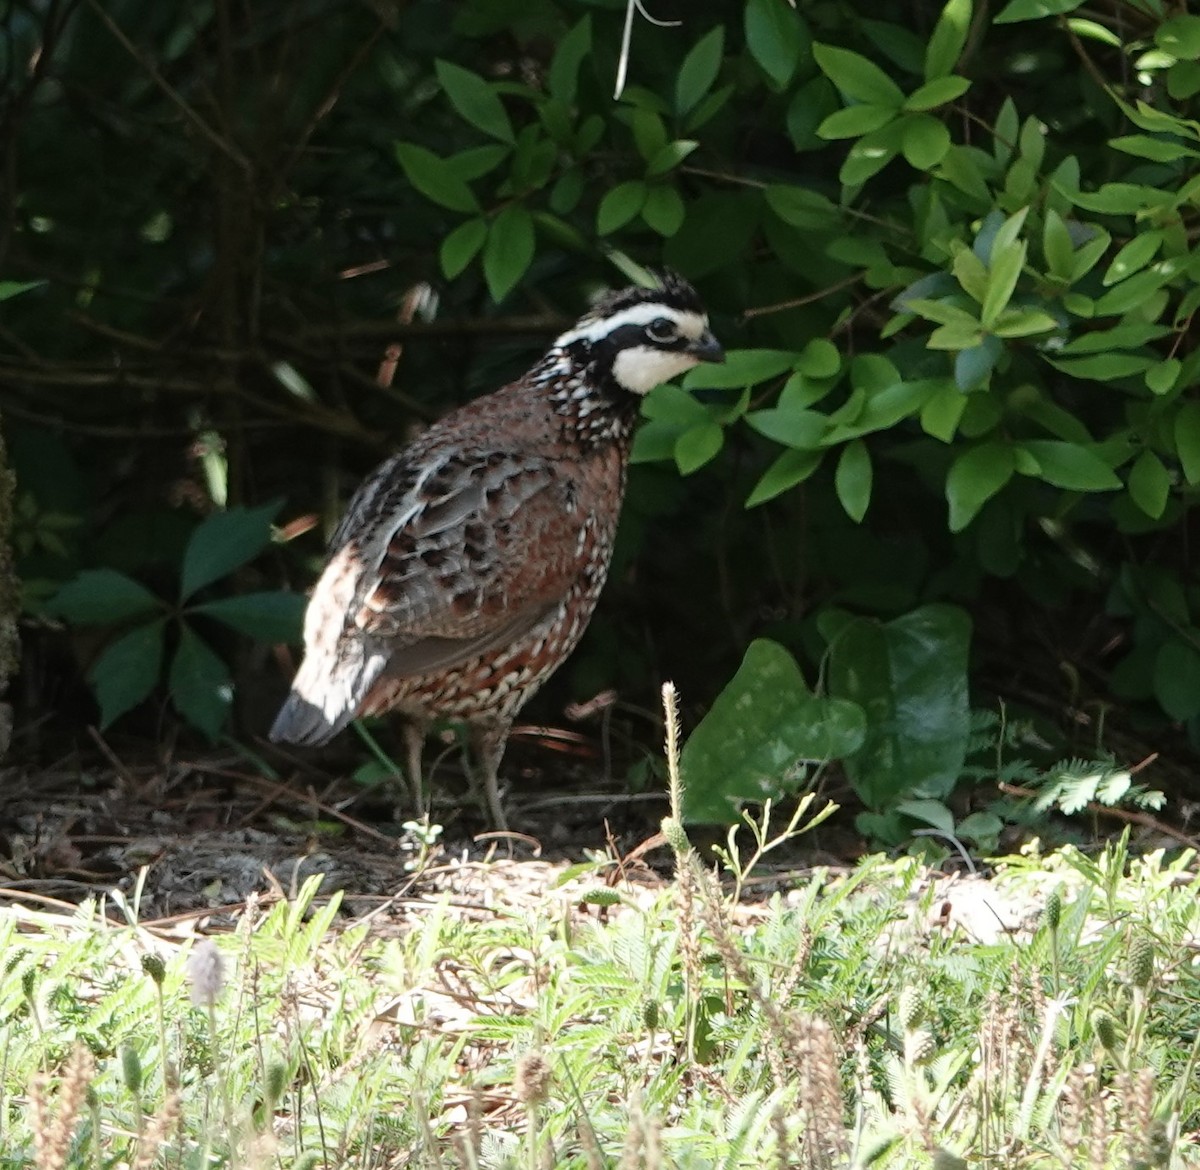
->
[270, 272, 723, 827]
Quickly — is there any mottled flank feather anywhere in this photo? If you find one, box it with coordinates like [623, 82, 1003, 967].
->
[270, 270, 722, 827]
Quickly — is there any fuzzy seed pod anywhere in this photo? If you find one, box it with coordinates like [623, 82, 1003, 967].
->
[140, 955, 166, 985]
[1128, 934, 1154, 989]
[661, 816, 691, 855]
[121, 1045, 143, 1095]
[905, 1028, 936, 1065]
[1042, 888, 1062, 932]
[514, 1051, 552, 1107]
[1092, 1009, 1118, 1051]
[579, 888, 622, 906]
[898, 986, 924, 1031]
[642, 999, 660, 1030]
[265, 1061, 288, 1108]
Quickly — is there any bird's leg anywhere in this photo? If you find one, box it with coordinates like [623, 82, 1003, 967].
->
[467, 720, 511, 831]
[401, 719, 427, 812]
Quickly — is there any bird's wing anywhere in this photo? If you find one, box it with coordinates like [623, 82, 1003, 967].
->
[314, 446, 589, 680]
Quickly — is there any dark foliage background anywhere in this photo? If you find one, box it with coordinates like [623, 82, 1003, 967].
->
[4, 0, 1200, 834]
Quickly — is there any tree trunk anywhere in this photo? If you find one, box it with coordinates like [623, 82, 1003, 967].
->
[0, 413, 18, 757]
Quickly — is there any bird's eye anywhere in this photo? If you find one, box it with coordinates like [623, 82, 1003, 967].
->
[646, 317, 677, 343]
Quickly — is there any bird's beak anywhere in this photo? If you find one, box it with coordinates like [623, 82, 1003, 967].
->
[688, 330, 725, 363]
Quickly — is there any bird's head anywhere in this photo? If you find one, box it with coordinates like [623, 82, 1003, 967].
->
[554, 269, 724, 395]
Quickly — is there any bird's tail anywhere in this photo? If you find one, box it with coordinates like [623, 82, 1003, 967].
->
[268, 645, 386, 747]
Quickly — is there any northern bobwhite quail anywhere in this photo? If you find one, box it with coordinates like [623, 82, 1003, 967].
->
[269, 271, 724, 828]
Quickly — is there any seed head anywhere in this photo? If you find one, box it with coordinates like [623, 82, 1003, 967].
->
[186, 939, 226, 1007]
[1042, 888, 1062, 932]
[1092, 1008, 1118, 1052]
[514, 1050, 551, 1107]
[1128, 934, 1154, 989]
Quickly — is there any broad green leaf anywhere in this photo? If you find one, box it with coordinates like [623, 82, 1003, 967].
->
[641, 185, 685, 236]
[180, 501, 280, 601]
[824, 604, 972, 807]
[1017, 440, 1122, 490]
[1145, 359, 1180, 396]
[1060, 320, 1169, 355]
[646, 139, 699, 177]
[680, 639, 866, 823]
[683, 348, 796, 390]
[921, 381, 967, 442]
[1048, 353, 1155, 381]
[191, 591, 306, 643]
[763, 184, 841, 228]
[1092, 258, 1185, 316]
[1042, 209, 1075, 281]
[817, 105, 897, 139]
[905, 75, 971, 110]
[641, 383, 710, 425]
[90, 620, 166, 729]
[1102, 231, 1163, 286]
[483, 205, 535, 302]
[1109, 135, 1199, 162]
[439, 217, 488, 279]
[630, 109, 668, 162]
[835, 439, 872, 522]
[796, 339, 841, 378]
[745, 0, 810, 90]
[1157, 15, 1200, 60]
[1154, 638, 1200, 722]
[839, 121, 903, 185]
[954, 336, 1003, 390]
[991, 308, 1058, 338]
[435, 61, 514, 143]
[548, 17, 592, 105]
[394, 143, 480, 213]
[901, 115, 951, 169]
[49, 569, 161, 625]
[445, 144, 510, 181]
[982, 239, 1026, 327]
[894, 798, 955, 834]
[169, 625, 233, 740]
[746, 448, 824, 507]
[675, 422, 724, 474]
[952, 247, 988, 302]
[924, 0, 972, 79]
[675, 26, 724, 115]
[1127, 450, 1171, 519]
[745, 406, 827, 449]
[1175, 402, 1200, 484]
[0, 280, 45, 302]
[995, 0, 1084, 22]
[813, 43, 904, 107]
[946, 441, 1015, 531]
[597, 180, 647, 235]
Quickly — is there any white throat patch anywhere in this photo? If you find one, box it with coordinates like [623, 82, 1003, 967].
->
[611, 346, 704, 395]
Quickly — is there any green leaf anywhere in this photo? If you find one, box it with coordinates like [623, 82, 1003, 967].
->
[763, 184, 841, 228]
[90, 620, 166, 729]
[191, 591, 306, 643]
[675, 26, 724, 115]
[169, 625, 233, 740]
[1145, 358, 1181, 396]
[817, 104, 897, 139]
[645, 140, 699, 177]
[548, 17, 592, 105]
[675, 421, 724, 475]
[483, 205, 535, 302]
[946, 441, 1015, 531]
[180, 501, 280, 601]
[901, 115, 951, 169]
[641, 185, 685, 236]
[1042, 209, 1075, 281]
[746, 448, 824, 507]
[981, 239, 1027, 328]
[641, 383, 710, 426]
[1017, 440, 1122, 490]
[0, 279, 45, 302]
[745, 0, 810, 90]
[835, 439, 872, 522]
[954, 336, 1003, 390]
[435, 60, 514, 143]
[905, 75, 971, 110]
[991, 308, 1058, 338]
[839, 122, 903, 185]
[924, 0, 972, 79]
[680, 639, 866, 823]
[630, 109, 668, 162]
[745, 406, 827, 449]
[1048, 353, 1155, 381]
[1127, 450, 1171, 520]
[439, 217, 488, 279]
[921, 381, 967, 442]
[1174, 402, 1200, 484]
[682, 348, 797, 390]
[597, 180, 647, 235]
[825, 604, 972, 807]
[49, 569, 161, 625]
[796, 339, 841, 378]
[995, 0, 1084, 22]
[1157, 15, 1200, 61]
[1109, 134, 1199, 162]
[1154, 638, 1200, 722]
[1102, 231, 1163, 286]
[813, 43, 905, 107]
[394, 143, 480, 213]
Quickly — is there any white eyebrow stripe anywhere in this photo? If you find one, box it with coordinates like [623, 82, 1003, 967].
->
[555, 304, 707, 346]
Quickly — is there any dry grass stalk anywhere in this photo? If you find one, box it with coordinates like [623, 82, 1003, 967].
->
[131, 1092, 181, 1170]
[1087, 1075, 1109, 1170]
[1058, 1066, 1086, 1164]
[30, 1045, 94, 1170]
[793, 1014, 849, 1169]
[577, 1109, 605, 1170]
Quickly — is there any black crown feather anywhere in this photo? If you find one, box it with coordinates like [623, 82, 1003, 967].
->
[585, 268, 703, 321]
